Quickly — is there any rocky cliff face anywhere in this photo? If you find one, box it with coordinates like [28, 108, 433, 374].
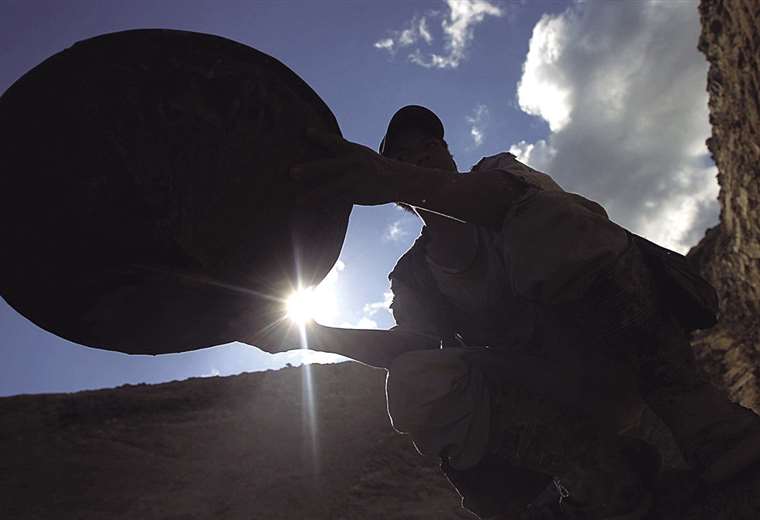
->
[688, 0, 760, 410]
[2, 1, 759, 519]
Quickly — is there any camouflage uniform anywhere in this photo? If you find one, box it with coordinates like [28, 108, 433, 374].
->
[385, 153, 757, 518]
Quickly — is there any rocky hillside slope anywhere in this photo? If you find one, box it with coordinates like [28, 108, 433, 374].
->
[1, 0, 759, 519]
[3, 359, 760, 520]
[0, 363, 473, 520]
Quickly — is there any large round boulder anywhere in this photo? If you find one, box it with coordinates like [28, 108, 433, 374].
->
[0, 29, 350, 354]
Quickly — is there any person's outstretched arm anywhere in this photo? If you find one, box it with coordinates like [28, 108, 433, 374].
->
[308, 324, 439, 369]
[242, 322, 439, 370]
[291, 131, 532, 227]
[304, 276, 444, 369]
[242, 277, 443, 369]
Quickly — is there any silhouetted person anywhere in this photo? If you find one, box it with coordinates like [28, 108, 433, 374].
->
[256, 105, 760, 519]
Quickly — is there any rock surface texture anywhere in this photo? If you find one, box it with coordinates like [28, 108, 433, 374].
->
[0, 364, 472, 520]
[688, 0, 760, 411]
[2, 1, 760, 519]
[0, 29, 351, 355]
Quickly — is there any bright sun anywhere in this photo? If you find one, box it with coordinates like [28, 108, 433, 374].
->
[286, 287, 318, 324]
[286, 284, 339, 326]
[285, 261, 343, 326]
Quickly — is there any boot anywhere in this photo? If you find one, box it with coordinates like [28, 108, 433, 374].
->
[647, 382, 760, 483]
[521, 480, 653, 520]
[441, 457, 551, 519]
[465, 351, 655, 520]
[637, 314, 760, 483]
[521, 437, 660, 520]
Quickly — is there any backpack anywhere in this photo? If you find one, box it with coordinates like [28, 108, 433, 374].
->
[631, 234, 719, 331]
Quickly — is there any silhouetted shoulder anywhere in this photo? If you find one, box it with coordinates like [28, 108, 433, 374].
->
[472, 153, 564, 193]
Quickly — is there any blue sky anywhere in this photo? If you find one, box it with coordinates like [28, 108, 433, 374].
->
[0, 0, 715, 395]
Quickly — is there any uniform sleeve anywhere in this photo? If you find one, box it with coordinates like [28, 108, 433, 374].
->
[388, 278, 442, 344]
[502, 190, 629, 304]
[472, 152, 564, 193]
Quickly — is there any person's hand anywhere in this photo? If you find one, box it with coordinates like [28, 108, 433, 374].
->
[241, 317, 315, 353]
[290, 129, 404, 206]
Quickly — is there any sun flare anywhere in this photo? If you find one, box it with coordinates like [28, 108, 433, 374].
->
[286, 286, 319, 325]
[286, 285, 340, 326]
[284, 261, 343, 327]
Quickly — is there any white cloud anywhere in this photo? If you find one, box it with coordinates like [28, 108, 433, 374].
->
[466, 104, 489, 147]
[363, 291, 393, 318]
[374, 0, 503, 69]
[508, 139, 556, 171]
[510, 0, 718, 253]
[384, 220, 410, 241]
[516, 14, 572, 132]
[341, 291, 393, 330]
[373, 15, 434, 55]
[418, 16, 433, 44]
[374, 38, 394, 51]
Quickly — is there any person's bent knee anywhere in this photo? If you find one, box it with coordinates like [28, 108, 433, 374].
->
[386, 349, 471, 433]
[386, 348, 492, 469]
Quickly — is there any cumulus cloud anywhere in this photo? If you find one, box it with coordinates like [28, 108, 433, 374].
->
[374, 0, 503, 69]
[374, 38, 395, 51]
[373, 16, 432, 54]
[466, 104, 489, 147]
[384, 220, 410, 241]
[508, 139, 556, 170]
[510, 0, 718, 252]
[363, 291, 393, 318]
[341, 291, 393, 330]
[516, 14, 572, 132]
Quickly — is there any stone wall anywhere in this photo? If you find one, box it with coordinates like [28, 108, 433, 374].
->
[688, 0, 760, 410]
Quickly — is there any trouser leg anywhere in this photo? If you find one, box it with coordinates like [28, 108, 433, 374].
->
[386, 348, 493, 469]
[635, 313, 760, 481]
[441, 458, 550, 520]
[495, 189, 760, 485]
[463, 351, 650, 516]
[387, 348, 651, 517]
[565, 228, 760, 483]
[387, 348, 548, 518]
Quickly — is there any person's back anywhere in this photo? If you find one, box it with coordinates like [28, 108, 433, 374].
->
[377, 106, 760, 519]
[258, 104, 760, 520]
